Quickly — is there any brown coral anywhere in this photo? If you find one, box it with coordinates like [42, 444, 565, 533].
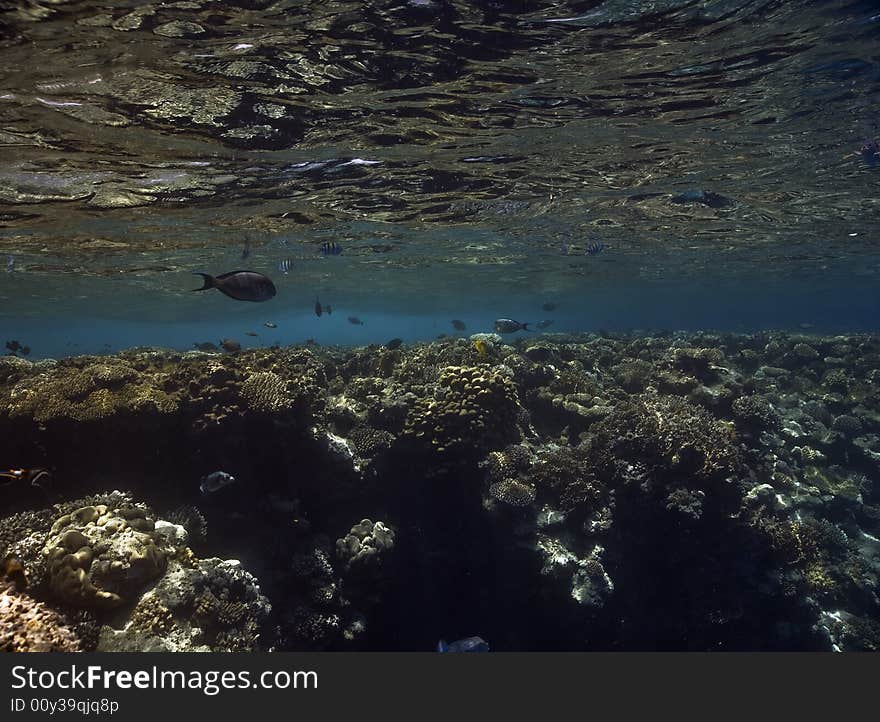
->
[0, 582, 81, 652]
[43, 504, 167, 610]
[403, 364, 521, 457]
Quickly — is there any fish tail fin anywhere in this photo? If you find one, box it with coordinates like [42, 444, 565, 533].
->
[523, 323, 533, 331]
[191, 273, 215, 292]
[437, 640, 448, 653]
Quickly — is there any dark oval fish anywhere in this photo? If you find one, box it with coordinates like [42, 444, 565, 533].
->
[192, 271, 276, 302]
[385, 338, 403, 350]
[314, 298, 323, 317]
[320, 241, 343, 256]
[437, 636, 489, 653]
[245, 331, 259, 337]
[220, 338, 241, 352]
[541, 302, 557, 311]
[494, 318, 531, 333]
[860, 138, 880, 167]
[278, 258, 293, 275]
[586, 241, 605, 256]
[200, 470, 236, 495]
[451, 319, 466, 331]
[348, 316, 364, 325]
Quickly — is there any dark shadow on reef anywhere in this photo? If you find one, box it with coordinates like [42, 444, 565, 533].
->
[2, 331, 879, 651]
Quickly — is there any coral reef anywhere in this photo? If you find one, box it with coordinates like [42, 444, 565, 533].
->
[1, 581, 81, 652]
[43, 503, 167, 609]
[1, 331, 879, 651]
[402, 364, 522, 461]
[336, 519, 396, 574]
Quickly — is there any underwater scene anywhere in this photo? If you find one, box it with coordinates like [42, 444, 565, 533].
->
[1, 0, 879, 653]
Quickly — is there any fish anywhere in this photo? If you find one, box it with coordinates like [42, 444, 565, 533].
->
[193, 342, 219, 351]
[348, 316, 364, 325]
[670, 189, 733, 208]
[320, 241, 343, 256]
[241, 239, 250, 260]
[278, 258, 293, 275]
[494, 319, 531, 333]
[219, 338, 241, 352]
[0, 468, 52, 492]
[1, 555, 28, 590]
[325, 305, 333, 315]
[586, 241, 605, 256]
[860, 138, 880, 167]
[541, 302, 558, 311]
[200, 470, 236, 495]
[5, 340, 29, 356]
[264, 322, 277, 329]
[474, 339, 490, 357]
[385, 338, 403, 350]
[437, 636, 489, 653]
[245, 331, 259, 337]
[314, 298, 323, 317]
[536, 320, 554, 330]
[5, 255, 13, 272]
[451, 319, 466, 331]
[192, 271, 276, 302]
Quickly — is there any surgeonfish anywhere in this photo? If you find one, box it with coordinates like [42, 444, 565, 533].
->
[192, 271, 276, 302]
[494, 319, 531, 333]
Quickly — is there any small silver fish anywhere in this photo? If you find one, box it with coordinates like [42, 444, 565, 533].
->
[264, 322, 277, 329]
[200, 471, 236, 495]
[5, 255, 13, 272]
[278, 258, 293, 275]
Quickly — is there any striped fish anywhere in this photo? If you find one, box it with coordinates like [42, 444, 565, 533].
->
[320, 242, 343, 256]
